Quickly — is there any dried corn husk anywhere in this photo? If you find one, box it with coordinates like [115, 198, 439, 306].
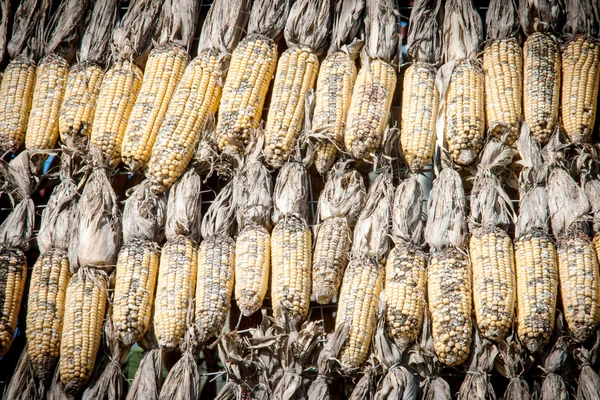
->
[327, 0, 364, 56]
[159, 329, 201, 400]
[458, 331, 498, 400]
[273, 161, 309, 224]
[348, 360, 377, 400]
[47, 365, 69, 400]
[487, 0, 520, 40]
[519, 0, 564, 35]
[122, 180, 166, 244]
[246, 0, 290, 40]
[237, 157, 273, 230]
[407, 0, 442, 64]
[111, 0, 162, 64]
[363, 0, 400, 64]
[214, 333, 251, 400]
[539, 315, 569, 400]
[5, 346, 44, 400]
[574, 332, 600, 400]
[442, 0, 482, 62]
[316, 161, 365, 226]
[80, 0, 118, 65]
[494, 336, 533, 400]
[196, 0, 249, 57]
[165, 168, 202, 242]
[44, 0, 88, 62]
[564, 0, 599, 38]
[126, 349, 162, 400]
[156, 0, 200, 49]
[7, 0, 52, 59]
[547, 167, 590, 236]
[585, 176, 600, 233]
[284, 0, 332, 55]
[307, 324, 350, 400]
[201, 180, 237, 238]
[425, 167, 467, 250]
[0, 0, 10, 66]
[391, 175, 425, 246]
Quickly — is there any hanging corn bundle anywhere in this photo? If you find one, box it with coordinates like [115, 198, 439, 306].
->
[514, 128, 558, 353]
[271, 161, 313, 323]
[546, 138, 599, 343]
[400, 0, 442, 173]
[58, 0, 118, 149]
[0, 0, 51, 153]
[519, 0, 564, 145]
[154, 167, 202, 351]
[310, 0, 365, 174]
[385, 175, 427, 353]
[147, 0, 250, 191]
[263, 0, 332, 168]
[235, 138, 274, 316]
[24, 0, 88, 154]
[26, 155, 78, 384]
[69, 149, 121, 272]
[344, 0, 399, 162]
[493, 335, 533, 399]
[334, 151, 394, 370]
[483, 0, 523, 146]
[573, 333, 600, 400]
[126, 335, 162, 400]
[121, 0, 201, 172]
[89, 0, 162, 166]
[425, 165, 472, 366]
[216, 0, 291, 156]
[0, 152, 36, 358]
[212, 332, 252, 400]
[538, 316, 569, 400]
[440, 0, 484, 166]
[159, 326, 202, 400]
[468, 140, 517, 342]
[312, 161, 365, 305]
[113, 180, 166, 346]
[561, 0, 600, 143]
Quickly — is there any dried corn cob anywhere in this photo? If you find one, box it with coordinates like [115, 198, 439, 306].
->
[344, 0, 399, 162]
[385, 175, 427, 351]
[313, 162, 365, 304]
[271, 161, 312, 322]
[26, 249, 70, 383]
[0, 249, 27, 357]
[425, 167, 472, 366]
[400, 0, 441, 172]
[263, 0, 331, 168]
[336, 171, 394, 370]
[59, 268, 108, 395]
[483, 0, 522, 146]
[147, 0, 249, 191]
[311, 0, 364, 173]
[216, 0, 291, 155]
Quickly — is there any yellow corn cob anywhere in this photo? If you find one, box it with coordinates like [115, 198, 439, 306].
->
[561, 36, 600, 144]
[515, 230, 558, 353]
[25, 54, 69, 150]
[523, 32, 561, 145]
[483, 38, 523, 146]
[335, 257, 383, 370]
[0, 249, 27, 357]
[0, 56, 36, 153]
[59, 62, 104, 148]
[235, 225, 270, 316]
[344, 59, 397, 161]
[195, 235, 235, 344]
[216, 34, 277, 155]
[264, 46, 319, 168]
[385, 241, 427, 351]
[121, 44, 188, 172]
[312, 217, 351, 304]
[59, 268, 107, 395]
[312, 51, 357, 174]
[400, 62, 439, 172]
[113, 239, 160, 346]
[445, 60, 485, 166]
[271, 215, 312, 322]
[154, 235, 198, 350]
[26, 249, 70, 383]
[428, 248, 472, 366]
[147, 50, 222, 191]
[557, 231, 600, 342]
[469, 227, 516, 342]
[89, 59, 143, 164]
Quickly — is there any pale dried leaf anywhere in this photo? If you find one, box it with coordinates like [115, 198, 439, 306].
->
[197, 0, 250, 54]
[585, 178, 600, 233]
[5, 346, 43, 400]
[547, 168, 589, 235]
[80, 0, 118, 65]
[349, 368, 376, 400]
[486, 0, 520, 40]
[47, 365, 69, 400]
[237, 161, 273, 230]
[317, 162, 365, 224]
[166, 168, 202, 242]
[458, 332, 498, 400]
[284, 0, 332, 55]
[442, 0, 482, 62]
[564, 0, 599, 37]
[45, 0, 88, 61]
[515, 186, 549, 237]
[0, 198, 34, 251]
[248, 0, 291, 40]
[406, 0, 442, 63]
[7, 0, 51, 59]
[157, 0, 200, 49]
[364, 0, 400, 63]
[201, 180, 236, 238]
[0, 0, 10, 65]
[273, 162, 309, 224]
[392, 175, 424, 246]
[126, 349, 162, 400]
[328, 0, 365, 55]
[159, 352, 200, 400]
[519, 0, 564, 36]
[123, 180, 166, 243]
[37, 177, 78, 253]
[111, 0, 162, 61]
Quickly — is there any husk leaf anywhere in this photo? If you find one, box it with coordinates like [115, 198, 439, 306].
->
[391, 175, 425, 246]
[0, 150, 36, 203]
[458, 330, 498, 400]
[307, 323, 350, 400]
[247, 0, 291, 40]
[574, 332, 600, 400]
[214, 333, 249, 400]
[0, 0, 10, 66]
[237, 157, 273, 230]
[44, 0, 88, 61]
[539, 337, 569, 400]
[165, 168, 202, 242]
[563, 0, 600, 41]
[364, 0, 400, 63]
[317, 161, 365, 225]
[517, 124, 548, 188]
[519, 0, 564, 36]
[80, 0, 118, 65]
[406, 0, 442, 64]
[47, 365, 70, 400]
[7, 0, 51, 59]
[5, 346, 44, 400]
[328, 0, 365, 55]
[425, 167, 467, 250]
[201, 180, 236, 238]
[273, 162, 309, 224]
[0, 198, 35, 251]
[197, 0, 250, 55]
[585, 177, 600, 233]
[37, 175, 78, 253]
[349, 361, 377, 400]
[159, 352, 200, 400]
[442, 0, 482, 62]
[486, 0, 520, 40]
[515, 186, 550, 237]
[126, 349, 162, 400]
[157, 0, 201, 49]
[122, 180, 166, 244]
[284, 0, 332, 55]
[494, 337, 533, 400]
[111, 0, 162, 62]
[547, 167, 589, 236]
[351, 171, 394, 260]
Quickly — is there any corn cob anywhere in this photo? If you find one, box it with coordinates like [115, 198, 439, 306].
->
[26, 249, 70, 383]
[59, 268, 108, 395]
[0, 249, 27, 357]
[263, 0, 332, 168]
[120, 43, 188, 172]
[0, 57, 36, 153]
[312, 163, 365, 304]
